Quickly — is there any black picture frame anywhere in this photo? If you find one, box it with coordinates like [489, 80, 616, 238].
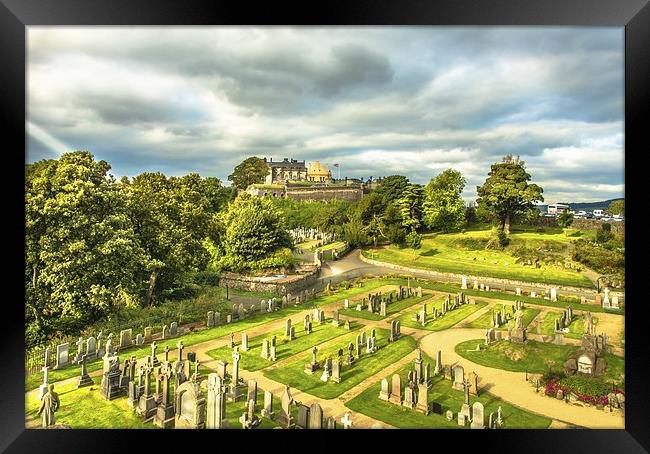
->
[2, 0, 648, 452]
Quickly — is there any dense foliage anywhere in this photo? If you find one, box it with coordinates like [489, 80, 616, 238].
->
[227, 156, 269, 189]
[422, 169, 467, 232]
[476, 155, 544, 234]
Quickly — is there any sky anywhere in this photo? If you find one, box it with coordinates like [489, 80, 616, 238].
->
[26, 27, 624, 203]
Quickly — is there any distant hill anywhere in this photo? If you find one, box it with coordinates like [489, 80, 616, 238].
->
[537, 198, 623, 213]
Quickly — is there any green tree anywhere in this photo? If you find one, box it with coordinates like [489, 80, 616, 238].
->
[557, 211, 574, 229]
[476, 155, 544, 234]
[374, 175, 410, 203]
[25, 152, 148, 343]
[606, 199, 624, 216]
[342, 218, 370, 249]
[217, 193, 292, 271]
[396, 184, 425, 233]
[227, 157, 269, 190]
[121, 172, 220, 306]
[422, 169, 467, 232]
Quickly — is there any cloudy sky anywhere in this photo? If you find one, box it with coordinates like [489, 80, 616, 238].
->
[27, 27, 624, 202]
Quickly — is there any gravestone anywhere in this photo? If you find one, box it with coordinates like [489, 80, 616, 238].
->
[308, 403, 323, 429]
[461, 276, 468, 289]
[389, 374, 402, 405]
[55, 343, 69, 370]
[143, 327, 152, 344]
[278, 386, 294, 428]
[207, 311, 215, 328]
[174, 380, 206, 429]
[86, 337, 97, 359]
[162, 325, 168, 339]
[261, 339, 270, 360]
[452, 365, 464, 390]
[247, 379, 258, 408]
[434, 350, 442, 375]
[119, 329, 132, 350]
[416, 384, 430, 415]
[261, 390, 274, 418]
[331, 358, 341, 383]
[446, 410, 454, 421]
[77, 354, 94, 388]
[216, 360, 228, 380]
[297, 404, 310, 429]
[379, 378, 390, 401]
[550, 287, 557, 302]
[332, 310, 340, 327]
[470, 402, 485, 429]
[432, 401, 443, 415]
[206, 373, 227, 429]
[241, 333, 249, 352]
[214, 312, 221, 325]
[135, 333, 143, 346]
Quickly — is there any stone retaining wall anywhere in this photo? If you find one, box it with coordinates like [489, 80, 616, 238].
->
[218, 268, 320, 295]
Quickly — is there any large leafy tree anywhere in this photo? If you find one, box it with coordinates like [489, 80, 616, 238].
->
[121, 172, 221, 306]
[218, 193, 292, 269]
[423, 169, 467, 232]
[396, 184, 425, 233]
[228, 157, 269, 190]
[375, 175, 410, 203]
[476, 155, 544, 234]
[25, 152, 147, 343]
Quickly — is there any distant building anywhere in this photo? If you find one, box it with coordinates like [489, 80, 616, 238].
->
[263, 157, 307, 184]
[547, 203, 570, 215]
[307, 161, 332, 183]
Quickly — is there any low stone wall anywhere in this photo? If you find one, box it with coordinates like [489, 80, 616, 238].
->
[286, 186, 363, 202]
[359, 252, 597, 294]
[218, 268, 320, 295]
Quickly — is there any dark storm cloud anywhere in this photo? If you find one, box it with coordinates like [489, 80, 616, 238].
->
[27, 27, 624, 202]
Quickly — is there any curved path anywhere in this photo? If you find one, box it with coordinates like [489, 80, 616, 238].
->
[417, 327, 624, 429]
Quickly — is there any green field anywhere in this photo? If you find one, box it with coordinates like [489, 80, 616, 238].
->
[397, 298, 488, 331]
[264, 328, 417, 399]
[537, 312, 599, 340]
[465, 304, 540, 330]
[345, 351, 551, 429]
[205, 319, 357, 371]
[339, 294, 433, 321]
[364, 226, 594, 288]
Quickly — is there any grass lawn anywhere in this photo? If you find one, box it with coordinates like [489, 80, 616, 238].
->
[339, 294, 433, 321]
[537, 312, 599, 340]
[397, 299, 488, 331]
[363, 226, 594, 288]
[264, 328, 417, 399]
[455, 339, 579, 374]
[465, 304, 540, 330]
[205, 320, 358, 372]
[345, 351, 551, 429]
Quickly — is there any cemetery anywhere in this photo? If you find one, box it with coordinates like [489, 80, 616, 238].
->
[25, 271, 626, 429]
[396, 295, 488, 331]
[465, 303, 541, 331]
[345, 350, 552, 429]
[263, 328, 417, 399]
[205, 317, 355, 371]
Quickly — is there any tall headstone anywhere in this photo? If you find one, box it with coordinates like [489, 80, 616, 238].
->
[261, 390, 274, 418]
[389, 374, 402, 405]
[379, 378, 390, 401]
[308, 403, 323, 429]
[416, 384, 430, 415]
[278, 385, 294, 428]
[241, 333, 249, 352]
[54, 343, 69, 370]
[471, 402, 485, 429]
[206, 373, 227, 429]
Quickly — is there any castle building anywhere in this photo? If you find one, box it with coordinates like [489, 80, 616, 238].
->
[263, 157, 307, 184]
[307, 161, 332, 183]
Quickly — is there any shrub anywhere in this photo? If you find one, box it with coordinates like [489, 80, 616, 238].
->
[485, 227, 509, 250]
[405, 231, 422, 249]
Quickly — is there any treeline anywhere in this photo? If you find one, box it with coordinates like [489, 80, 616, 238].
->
[26, 152, 545, 345]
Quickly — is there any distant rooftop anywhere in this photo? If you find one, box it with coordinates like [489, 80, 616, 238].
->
[264, 157, 306, 168]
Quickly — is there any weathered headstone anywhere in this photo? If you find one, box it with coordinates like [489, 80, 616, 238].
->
[261, 390, 274, 418]
[470, 402, 485, 429]
[54, 343, 69, 369]
[389, 374, 402, 405]
[308, 403, 323, 429]
[206, 373, 227, 429]
[119, 329, 132, 350]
